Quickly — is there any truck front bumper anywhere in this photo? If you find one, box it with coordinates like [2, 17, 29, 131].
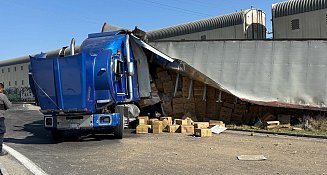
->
[44, 113, 121, 130]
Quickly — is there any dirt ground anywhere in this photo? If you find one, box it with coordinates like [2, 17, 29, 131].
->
[120, 130, 327, 175]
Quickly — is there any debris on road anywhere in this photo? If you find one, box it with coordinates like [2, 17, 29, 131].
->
[136, 116, 226, 137]
[237, 155, 267, 161]
[211, 125, 227, 135]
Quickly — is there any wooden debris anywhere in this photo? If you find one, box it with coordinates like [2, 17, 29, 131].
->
[195, 128, 212, 137]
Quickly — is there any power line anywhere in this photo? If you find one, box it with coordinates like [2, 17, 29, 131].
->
[138, 0, 213, 17]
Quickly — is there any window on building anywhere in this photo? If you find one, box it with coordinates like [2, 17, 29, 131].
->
[1, 69, 3, 73]
[14, 67, 16, 72]
[201, 35, 207, 40]
[326, 14, 327, 24]
[291, 19, 300, 30]
[21, 66, 24, 70]
[15, 81, 17, 86]
[22, 80, 24, 85]
[8, 68, 10, 72]
[8, 81, 10, 86]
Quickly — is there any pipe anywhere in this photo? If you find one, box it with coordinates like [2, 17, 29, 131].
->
[70, 38, 75, 55]
[126, 34, 134, 102]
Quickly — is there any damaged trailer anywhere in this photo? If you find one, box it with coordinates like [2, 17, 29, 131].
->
[149, 39, 327, 111]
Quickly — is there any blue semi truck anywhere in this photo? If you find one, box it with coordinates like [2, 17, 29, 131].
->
[29, 29, 170, 140]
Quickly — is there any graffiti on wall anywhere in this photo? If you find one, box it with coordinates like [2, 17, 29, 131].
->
[4, 87, 35, 102]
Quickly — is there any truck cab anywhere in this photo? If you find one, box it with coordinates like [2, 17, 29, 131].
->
[29, 30, 141, 140]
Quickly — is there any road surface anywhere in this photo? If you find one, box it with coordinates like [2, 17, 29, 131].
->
[3, 104, 327, 175]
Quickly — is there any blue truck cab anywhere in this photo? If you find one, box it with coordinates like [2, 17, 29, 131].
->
[29, 30, 141, 140]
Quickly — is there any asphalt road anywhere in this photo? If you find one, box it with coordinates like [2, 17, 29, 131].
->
[3, 104, 327, 175]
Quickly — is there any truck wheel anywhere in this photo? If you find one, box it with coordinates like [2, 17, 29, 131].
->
[114, 116, 123, 139]
[51, 130, 65, 142]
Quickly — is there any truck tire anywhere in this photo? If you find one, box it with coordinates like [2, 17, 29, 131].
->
[51, 130, 65, 142]
[114, 115, 123, 139]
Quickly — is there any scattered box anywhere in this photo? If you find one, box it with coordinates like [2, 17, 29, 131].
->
[180, 125, 194, 134]
[264, 121, 280, 129]
[148, 118, 159, 125]
[209, 120, 225, 127]
[136, 125, 151, 134]
[152, 121, 163, 134]
[175, 119, 188, 125]
[168, 125, 180, 133]
[195, 128, 212, 137]
[138, 118, 146, 125]
[193, 122, 210, 129]
[160, 117, 172, 123]
[138, 116, 149, 125]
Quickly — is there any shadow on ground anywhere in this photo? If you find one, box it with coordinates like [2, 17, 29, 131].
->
[5, 119, 136, 145]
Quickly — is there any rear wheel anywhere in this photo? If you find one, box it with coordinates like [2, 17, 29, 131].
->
[114, 115, 123, 139]
[51, 130, 65, 142]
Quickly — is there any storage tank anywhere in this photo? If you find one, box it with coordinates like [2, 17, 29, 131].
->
[146, 9, 266, 41]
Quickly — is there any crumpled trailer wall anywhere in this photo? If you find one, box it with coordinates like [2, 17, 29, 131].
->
[150, 40, 327, 110]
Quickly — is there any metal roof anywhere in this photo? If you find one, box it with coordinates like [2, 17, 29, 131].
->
[146, 10, 252, 41]
[273, 0, 327, 18]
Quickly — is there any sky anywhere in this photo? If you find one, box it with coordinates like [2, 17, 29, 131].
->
[0, 0, 282, 60]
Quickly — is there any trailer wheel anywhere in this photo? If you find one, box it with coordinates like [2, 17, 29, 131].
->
[51, 130, 65, 142]
[114, 116, 123, 139]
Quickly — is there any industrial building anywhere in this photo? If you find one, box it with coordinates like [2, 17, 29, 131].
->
[272, 0, 327, 39]
[146, 9, 266, 41]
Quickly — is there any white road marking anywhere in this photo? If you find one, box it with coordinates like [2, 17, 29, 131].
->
[3, 144, 48, 175]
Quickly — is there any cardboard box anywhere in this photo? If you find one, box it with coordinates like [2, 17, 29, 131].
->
[148, 118, 159, 125]
[209, 120, 225, 127]
[220, 107, 233, 114]
[193, 122, 210, 129]
[219, 111, 231, 124]
[173, 103, 184, 114]
[278, 115, 291, 127]
[168, 125, 180, 133]
[180, 125, 195, 134]
[136, 125, 151, 134]
[231, 113, 243, 124]
[222, 102, 235, 109]
[172, 97, 185, 105]
[175, 119, 187, 125]
[195, 101, 206, 114]
[163, 81, 174, 93]
[160, 117, 173, 125]
[195, 128, 212, 137]
[152, 121, 163, 134]
[206, 86, 217, 100]
[138, 116, 149, 125]
[161, 119, 171, 131]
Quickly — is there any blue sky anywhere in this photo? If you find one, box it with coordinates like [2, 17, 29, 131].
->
[0, 0, 282, 60]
